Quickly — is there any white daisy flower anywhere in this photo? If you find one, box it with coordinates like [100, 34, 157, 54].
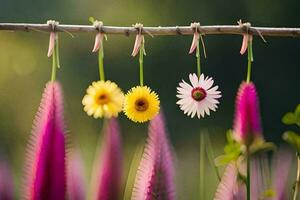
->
[176, 73, 221, 119]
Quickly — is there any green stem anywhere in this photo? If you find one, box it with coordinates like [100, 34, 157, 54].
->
[50, 34, 61, 82]
[55, 35, 61, 69]
[51, 39, 57, 82]
[247, 154, 251, 200]
[98, 42, 105, 81]
[293, 155, 300, 200]
[196, 41, 201, 77]
[200, 133, 205, 200]
[246, 39, 253, 83]
[139, 41, 144, 86]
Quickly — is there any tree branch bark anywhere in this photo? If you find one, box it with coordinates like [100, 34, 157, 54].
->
[0, 23, 300, 37]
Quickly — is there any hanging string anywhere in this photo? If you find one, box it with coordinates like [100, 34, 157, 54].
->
[189, 22, 207, 78]
[238, 21, 255, 83]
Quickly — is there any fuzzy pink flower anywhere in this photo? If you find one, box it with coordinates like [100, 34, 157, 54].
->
[67, 149, 86, 200]
[214, 163, 245, 200]
[23, 81, 66, 200]
[214, 159, 261, 200]
[233, 82, 263, 145]
[90, 118, 122, 200]
[132, 112, 176, 200]
[0, 160, 14, 200]
[272, 149, 293, 200]
[215, 150, 293, 200]
[249, 150, 293, 200]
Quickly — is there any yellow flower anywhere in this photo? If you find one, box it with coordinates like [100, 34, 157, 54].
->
[123, 86, 160, 123]
[82, 80, 124, 118]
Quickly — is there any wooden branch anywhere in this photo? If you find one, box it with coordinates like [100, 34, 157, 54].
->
[0, 23, 300, 37]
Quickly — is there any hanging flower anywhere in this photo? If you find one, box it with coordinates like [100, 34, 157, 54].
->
[233, 82, 262, 145]
[82, 80, 124, 119]
[123, 86, 160, 123]
[176, 73, 221, 118]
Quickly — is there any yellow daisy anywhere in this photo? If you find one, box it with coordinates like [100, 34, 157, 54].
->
[82, 80, 124, 118]
[123, 86, 160, 123]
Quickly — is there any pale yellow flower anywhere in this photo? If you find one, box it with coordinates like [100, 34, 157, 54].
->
[123, 86, 160, 123]
[82, 80, 124, 118]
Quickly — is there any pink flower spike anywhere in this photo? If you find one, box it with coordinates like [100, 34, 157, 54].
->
[272, 148, 293, 200]
[214, 163, 245, 200]
[67, 149, 86, 200]
[132, 112, 176, 200]
[23, 81, 66, 200]
[90, 118, 122, 200]
[47, 32, 56, 57]
[131, 34, 143, 57]
[233, 82, 263, 145]
[92, 33, 104, 53]
[0, 160, 14, 200]
[189, 32, 199, 54]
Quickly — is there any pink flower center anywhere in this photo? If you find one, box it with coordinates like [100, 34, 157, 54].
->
[191, 87, 207, 101]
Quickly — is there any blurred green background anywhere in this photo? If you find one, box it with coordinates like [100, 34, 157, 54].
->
[0, 0, 300, 199]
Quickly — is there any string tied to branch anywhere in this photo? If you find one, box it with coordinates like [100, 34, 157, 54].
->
[131, 23, 148, 86]
[46, 20, 61, 81]
[189, 22, 207, 77]
[131, 23, 145, 57]
[92, 20, 105, 53]
[89, 19, 107, 80]
[47, 20, 59, 57]
[238, 20, 257, 83]
[239, 20, 253, 55]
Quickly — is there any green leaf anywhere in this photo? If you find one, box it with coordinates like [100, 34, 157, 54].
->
[282, 131, 300, 154]
[224, 143, 241, 154]
[282, 112, 297, 125]
[249, 142, 276, 155]
[88, 17, 95, 23]
[294, 104, 300, 127]
[215, 129, 243, 166]
[216, 145, 242, 166]
[295, 104, 300, 116]
[226, 129, 234, 143]
[215, 154, 237, 166]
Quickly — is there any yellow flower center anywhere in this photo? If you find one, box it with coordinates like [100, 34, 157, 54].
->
[96, 93, 110, 105]
[135, 98, 149, 112]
